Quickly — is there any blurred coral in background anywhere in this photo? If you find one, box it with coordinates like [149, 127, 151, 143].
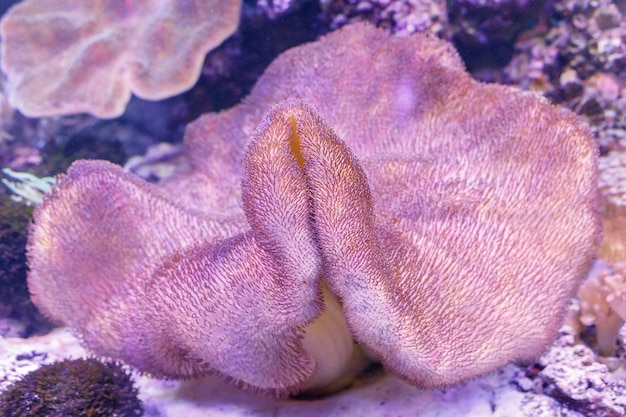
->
[0, 0, 242, 118]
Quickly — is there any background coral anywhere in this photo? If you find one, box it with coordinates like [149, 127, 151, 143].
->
[598, 150, 626, 263]
[448, 0, 554, 73]
[254, 0, 309, 19]
[0, 357, 143, 417]
[0, 195, 30, 298]
[0, 0, 242, 118]
[502, 0, 626, 153]
[0, 192, 52, 338]
[321, 0, 447, 36]
[578, 260, 626, 357]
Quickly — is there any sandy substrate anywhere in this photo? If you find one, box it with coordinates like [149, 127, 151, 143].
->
[4, 326, 618, 417]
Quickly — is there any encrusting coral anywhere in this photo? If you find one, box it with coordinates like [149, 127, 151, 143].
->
[0, 0, 242, 118]
[26, 23, 600, 397]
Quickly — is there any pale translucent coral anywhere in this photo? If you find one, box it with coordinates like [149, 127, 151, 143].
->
[598, 151, 626, 263]
[0, 0, 242, 118]
[1, 168, 54, 205]
[578, 261, 626, 356]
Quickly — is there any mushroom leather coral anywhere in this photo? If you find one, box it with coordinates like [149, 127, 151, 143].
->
[27, 23, 601, 397]
[0, 0, 242, 118]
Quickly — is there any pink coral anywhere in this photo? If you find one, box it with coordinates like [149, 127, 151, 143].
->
[27, 23, 600, 397]
[0, 0, 242, 118]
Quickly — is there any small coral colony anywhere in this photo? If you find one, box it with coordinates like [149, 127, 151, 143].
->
[0, 0, 624, 401]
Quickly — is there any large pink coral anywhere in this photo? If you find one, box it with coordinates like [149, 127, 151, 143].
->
[0, 0, 242, 118]
[27, 23, 600, 397]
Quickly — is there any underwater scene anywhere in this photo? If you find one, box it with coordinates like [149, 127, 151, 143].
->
[0, 0, 625, 416]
